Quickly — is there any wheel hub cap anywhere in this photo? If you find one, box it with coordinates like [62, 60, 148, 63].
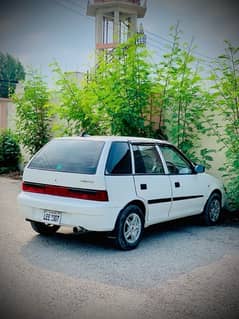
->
[123, 213, 142, 244]
[209, 199, 220, 222]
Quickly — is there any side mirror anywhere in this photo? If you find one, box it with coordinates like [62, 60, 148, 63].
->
[194, 164, 205, 174]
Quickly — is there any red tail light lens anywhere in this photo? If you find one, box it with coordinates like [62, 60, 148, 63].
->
[22, 182, 108, 202]
[22, 182, 44, 194]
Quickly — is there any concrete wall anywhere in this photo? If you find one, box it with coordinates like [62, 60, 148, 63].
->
[200, 134, 226, 179]
[199, 113, 226, 179]
[0, 98, 16, 131]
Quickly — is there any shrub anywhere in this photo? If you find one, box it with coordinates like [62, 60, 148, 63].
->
[12, 71, 51, 155]
[0, 130, 21, 174]
[210, 41, 239, 211]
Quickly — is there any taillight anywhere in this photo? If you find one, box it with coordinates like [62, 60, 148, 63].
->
[22, 182, 108, 201]
[22, 182, 44, 194]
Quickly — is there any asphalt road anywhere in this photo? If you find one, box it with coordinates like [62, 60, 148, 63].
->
[0, 176, 239, 319]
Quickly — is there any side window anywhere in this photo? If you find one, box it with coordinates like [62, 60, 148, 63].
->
[106, 142, 132, 175]
[160, 145, 193, 175]
[133, 144, 164, 174]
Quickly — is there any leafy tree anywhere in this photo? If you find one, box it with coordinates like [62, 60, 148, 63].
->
[0, 52, 25, 98]
[12, 71, 51, 155]
[50, 62, 99, 136]
[52, 36, 153, 137]
[210, 41, 239, 210]
[155, 25, 214, 166]
[84, 36, 153, 136]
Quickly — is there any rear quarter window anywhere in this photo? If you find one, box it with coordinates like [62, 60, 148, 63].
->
[28, 139, 105, 175]
[105, 142, 132, 175]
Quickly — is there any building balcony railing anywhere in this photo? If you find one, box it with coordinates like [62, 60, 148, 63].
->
[88, 0, 147, 8]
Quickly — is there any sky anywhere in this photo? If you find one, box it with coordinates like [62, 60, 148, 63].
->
[1, 0, 239, 84]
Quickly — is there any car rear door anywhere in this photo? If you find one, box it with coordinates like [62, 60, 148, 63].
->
[104, 141, 137, 205]
[132, 143, 172, 225]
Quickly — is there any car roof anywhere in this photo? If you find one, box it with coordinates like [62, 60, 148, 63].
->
[54, 135, 171, 144]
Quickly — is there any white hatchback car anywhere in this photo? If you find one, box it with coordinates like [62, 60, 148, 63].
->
[18, 136, 225, 250]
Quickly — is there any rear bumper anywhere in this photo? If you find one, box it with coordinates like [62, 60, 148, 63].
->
[18, 191, 120, 231]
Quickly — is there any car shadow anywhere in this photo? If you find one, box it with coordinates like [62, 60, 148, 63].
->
[20, 213, 239, 289]
[26, 215, 201, 252]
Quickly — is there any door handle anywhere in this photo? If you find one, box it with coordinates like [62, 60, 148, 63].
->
[140, 184, 147, 190]
[175, 182, 180, 188]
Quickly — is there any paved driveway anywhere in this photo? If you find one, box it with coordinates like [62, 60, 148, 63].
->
[0, 177, 239, 319]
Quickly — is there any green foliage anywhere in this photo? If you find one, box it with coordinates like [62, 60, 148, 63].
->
[82, 36, 153, 136]
[50, 62, 99, 136]
[0, 52, 25, 98]
[0, 129, 21, 174]
[155, 24, 214, 166]
[210, 41, 239, 210]
[48, 30, 216, 167]
[50, 37, 153, 137]
[12, 71, 51, 155]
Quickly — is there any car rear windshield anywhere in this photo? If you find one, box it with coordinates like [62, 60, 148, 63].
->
[28, 139, 105, 174]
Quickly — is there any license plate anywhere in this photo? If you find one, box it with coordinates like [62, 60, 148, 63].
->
[43, 211, 62, 225]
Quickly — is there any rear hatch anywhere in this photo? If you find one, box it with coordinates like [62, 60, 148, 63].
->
[22, 138, 108, 201]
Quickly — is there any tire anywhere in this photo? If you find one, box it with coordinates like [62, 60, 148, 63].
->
[115, 205, 144, 250]
[30, 221, 60, 235]
[202, 193, 221, 226]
